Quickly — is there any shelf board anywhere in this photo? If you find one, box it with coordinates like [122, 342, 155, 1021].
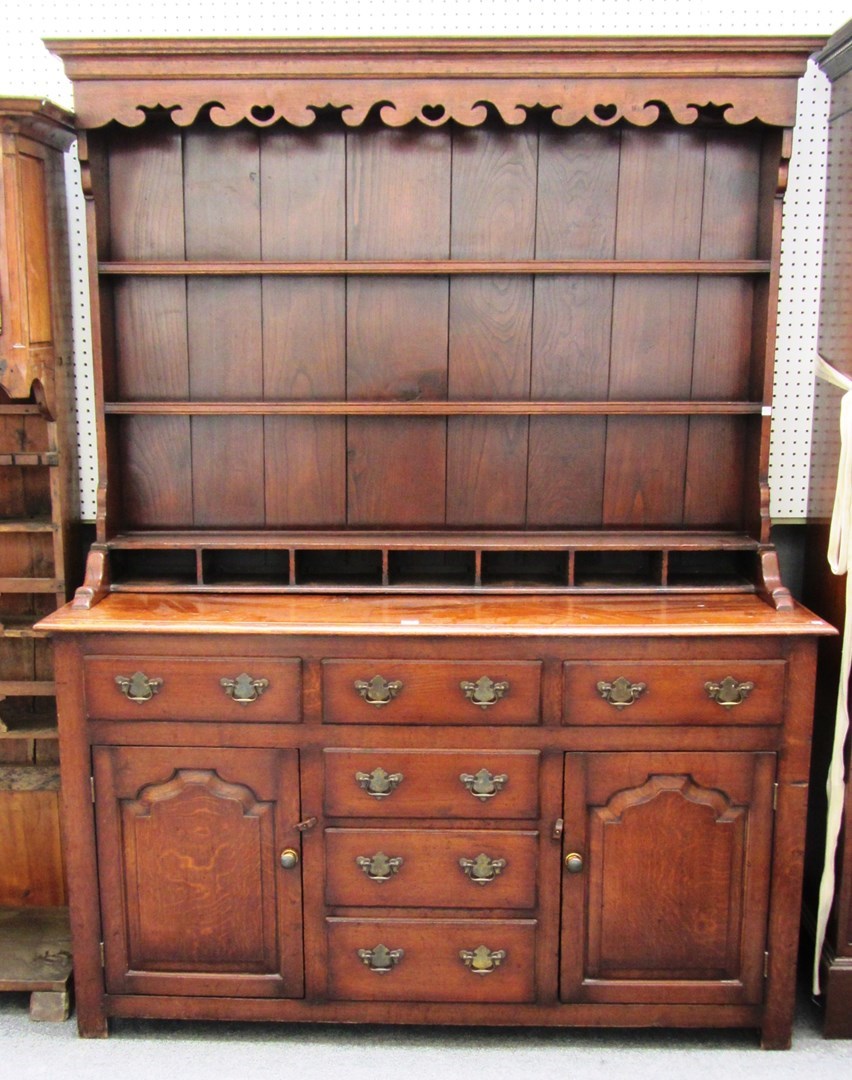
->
[98, 259, 772, 276]
[108, 529, 763, 552]
[110, 580, 756, 596]
[0, 617, 49, 639]
[0, 519, 57, 534]
[0, 578, 62, 593]
[0, 705, 58, 740]
[0, 908, 71, 993]
[0, 681, 56, 697]
[0, 452, 58, 467]
[0, 405, 42, 416]
[0, 765, 59, 792]
[104, 400, 766, 417]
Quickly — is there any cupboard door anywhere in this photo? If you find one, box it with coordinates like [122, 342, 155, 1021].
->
[560, 751, 775, 1006]
[93, 745, 304, 998]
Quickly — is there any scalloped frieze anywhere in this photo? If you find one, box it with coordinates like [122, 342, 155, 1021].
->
[74, 76, 799, 130]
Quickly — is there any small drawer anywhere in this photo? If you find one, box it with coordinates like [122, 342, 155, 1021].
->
[323, 749, 540, 819]
[325, 828, 538, 909]
[84, 656, 302, 722]
[322, 659, 541, 725]
[563, 660, 786, 726]
[326, 917, 536, 1002]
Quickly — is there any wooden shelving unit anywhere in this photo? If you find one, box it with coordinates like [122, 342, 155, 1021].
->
[0, 99, 77, 1018]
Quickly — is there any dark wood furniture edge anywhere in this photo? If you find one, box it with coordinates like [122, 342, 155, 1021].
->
[818, 20, 852, 81]
[0, 100, 75, 150]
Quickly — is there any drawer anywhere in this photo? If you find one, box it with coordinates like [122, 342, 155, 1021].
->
[563, 660, 786, 725]
[326, 918, 536, 1002]
[325, 828, 538, 909]
[323, 749, 540, 819]
[84, 656, 302, 722]
[322, 659, 541, 725]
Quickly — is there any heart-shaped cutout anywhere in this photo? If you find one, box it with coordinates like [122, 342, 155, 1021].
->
[250, 104, 276, 123]
[593, 103, 618, 122]
[421, 103, 446, 122]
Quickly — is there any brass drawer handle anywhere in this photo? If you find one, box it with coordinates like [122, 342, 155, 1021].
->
[115, 672, 163, 704]
[356, 852, 404, 881]
[357, 944, 404, 973]
[460, 676, 509, 709]
[354, 676, 403, 706]
[459, 853, 507, 885]
[596, 676, 647, 709]
[220, 673, 269, 705]
[705, 676, 755, 708]
[355, 767, 404, 798]
[459, 946, 507, 974]
[459, 768, 508, 801]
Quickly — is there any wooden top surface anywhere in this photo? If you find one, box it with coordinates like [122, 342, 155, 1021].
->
[45, 35, 825, 57]
[38, 592, 834, 638]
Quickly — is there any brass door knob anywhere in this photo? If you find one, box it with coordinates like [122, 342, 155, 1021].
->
[279, 848, 300, 869]
[564, 852, 584, 874]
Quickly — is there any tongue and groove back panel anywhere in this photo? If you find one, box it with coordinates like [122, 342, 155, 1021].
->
[99, 115, 772, 533]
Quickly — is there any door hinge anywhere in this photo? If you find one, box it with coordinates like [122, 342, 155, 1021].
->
[764, 951, 770, 978]
[90, 776, 95, 804]
[773, 783, 779, 811]
[99, 941, 105, 968]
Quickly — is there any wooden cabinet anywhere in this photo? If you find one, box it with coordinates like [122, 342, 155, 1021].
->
[40, 37, 832, 1046]
[44, 603, 829, 1045]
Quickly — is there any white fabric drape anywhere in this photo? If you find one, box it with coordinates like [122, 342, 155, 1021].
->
[813, 355, 852, 995]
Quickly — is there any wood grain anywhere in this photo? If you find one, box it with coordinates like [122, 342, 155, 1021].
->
[183, 128, 264, 526]
[447, 127, 537, 526]
[261, 125, 347, 525]
[346, 128, 451, 526]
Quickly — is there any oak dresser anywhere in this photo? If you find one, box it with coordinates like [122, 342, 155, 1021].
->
[39, 37, 832, 1046]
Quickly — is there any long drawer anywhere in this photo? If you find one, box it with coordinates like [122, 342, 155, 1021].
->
[326, 918, 536, 1002]
[323, 749, 540, 819]
[84, 656, 302, 722]
[324, 827, 538, 909]
[563, 660, 786, 725]
[322, 659, 541, 725]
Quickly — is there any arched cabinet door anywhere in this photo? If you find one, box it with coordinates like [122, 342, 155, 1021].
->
[560, 751, 775, 1006]
[93, 745, 304, 998]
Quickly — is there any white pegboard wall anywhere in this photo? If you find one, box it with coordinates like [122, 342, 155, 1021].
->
[769, 58, 832, 522]
[2, 1, 849, 521]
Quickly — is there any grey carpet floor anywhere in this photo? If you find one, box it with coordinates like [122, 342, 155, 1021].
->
[1, 987, 851, 1080]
